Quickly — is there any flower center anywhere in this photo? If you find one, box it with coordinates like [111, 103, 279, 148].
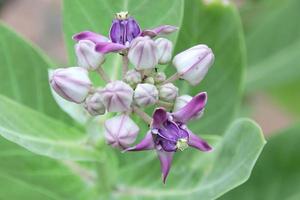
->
[116, 11, 129, 20]
[176, 138, 188, 151]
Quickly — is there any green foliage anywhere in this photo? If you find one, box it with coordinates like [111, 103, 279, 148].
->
[220, 125, 300, 200]
[243, 0, 300, 115]
[0, 24, 70, 121]
[0, 95, 101, 161]
[0, 138, 98, 200]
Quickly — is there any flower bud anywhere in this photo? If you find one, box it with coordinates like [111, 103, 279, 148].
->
[75, 40, 105, 70]
[155, 38, 173, 64]
[173, 95, 204, 119]
[104, 114, 139, 149]
[83, 92, 106, 116]
[49, 67, 92, 103]
[172, 44, 214, 86]
[158, 83, 178, 102]
[128, 36, 159, 70]
[154, 72, 166, 83]
[134, 83, 158, 107]
[99, 81, 133, 112]
[144, 77, 155, 85]
[124, 69, 142, 86]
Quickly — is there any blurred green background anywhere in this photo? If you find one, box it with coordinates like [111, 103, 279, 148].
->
[0, 0, 299, 199]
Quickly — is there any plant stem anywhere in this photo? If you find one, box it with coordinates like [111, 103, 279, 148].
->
[122, 55, 129, 78]
[161, 72, 180, 85]
[132, 106, 152, 125]
[97, 66, 111, 83]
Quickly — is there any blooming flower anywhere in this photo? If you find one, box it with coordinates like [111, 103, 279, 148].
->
[73, 12, 178, 55]
[125, 92, 212, 183]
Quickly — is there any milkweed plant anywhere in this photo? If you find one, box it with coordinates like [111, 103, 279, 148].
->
[0, 1, 270, 199]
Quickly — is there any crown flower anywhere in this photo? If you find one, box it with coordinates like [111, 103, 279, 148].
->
[49, 11, 215, 184]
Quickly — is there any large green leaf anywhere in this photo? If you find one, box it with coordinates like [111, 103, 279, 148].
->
[0, 23, 70, 121]
[173, 0, 246, 135]
[242, 0, 300, 116]
[220, 124, 300, 200]
[63, 0, 183, 82]
[0, 95, 100, 161]
[0, 138, 97, 200]
[113, 119, 265, 200]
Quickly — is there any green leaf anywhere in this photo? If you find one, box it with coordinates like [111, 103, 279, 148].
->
[113, 119, 265, 200]
[242, 0, 300, 116]
[0, 95, 100, 161]
[220, 124, 300, 200]
[63, 0, 184, 82]
[0, 23, 70, 121]
[173, 0, 246, 135]
[245, 0, 300, 92]
[0, 138, 98, 200]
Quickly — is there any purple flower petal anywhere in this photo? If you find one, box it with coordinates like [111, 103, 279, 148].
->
[73, 31, 109, 44]
[157, 150, 174, 184]
[172, 92, 207, 123]
[152, 108, 168, 129]
[188, 130, 212, 152]
[95, 42, 126, 53]
[123, 131, 154, 152]
[141, 25, 178, 38]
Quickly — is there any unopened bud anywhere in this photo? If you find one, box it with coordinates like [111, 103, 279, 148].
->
[128, 37, 158, 70]
[49, 67, 92, 103]
[144, 77, 155, 85]
[155, 38, 173, 64]
[124, 69, 142, 86]
[99, 81, 133, 112]
[104, 114, 139, 149]
[158, 83, 178, 102]
[172, 44, 214, 86]
[83, 92, 106, 116]
[75, 40, 105, 70]
[134, 83, 158, 107]
[154, 72, 166, 83]
[174, 95, 204, 119]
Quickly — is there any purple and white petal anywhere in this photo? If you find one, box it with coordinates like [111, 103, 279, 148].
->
[142, 25, 178, 38]
[95, 42, 126, 53]
[124, 131, 155, 152]
[157, 150, 174, 184]
[172, 92, 207, 123]
[187, 130, 212, 152]
[152, 108, 168, 129]
[73, 31, 109, 43]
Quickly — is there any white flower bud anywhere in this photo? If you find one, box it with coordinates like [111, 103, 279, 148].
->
[134, 83, 158, 107]
[124, 69, 142, 86]
[158, 83, 178, 102]
[83, 92, 106, 116]
[104, 114, 139, 149]
[99, 81, 133, 112]
[174, 95, 204, 119]
[154, 72, 166, 83]
[144, 77, 155, 85]
[75, 40, 105, 70]
[49, 67, 92, 103]
[155, 38, 173, 64]
[172, 44, 214, 86]
[128, 36, 158, 70]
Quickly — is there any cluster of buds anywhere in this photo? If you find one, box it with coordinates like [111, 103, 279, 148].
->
[49, 11, 215, 183]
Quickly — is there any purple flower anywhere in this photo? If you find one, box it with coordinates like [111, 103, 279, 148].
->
[125, 92, 212, 183]
[73, 12, 178, 54]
